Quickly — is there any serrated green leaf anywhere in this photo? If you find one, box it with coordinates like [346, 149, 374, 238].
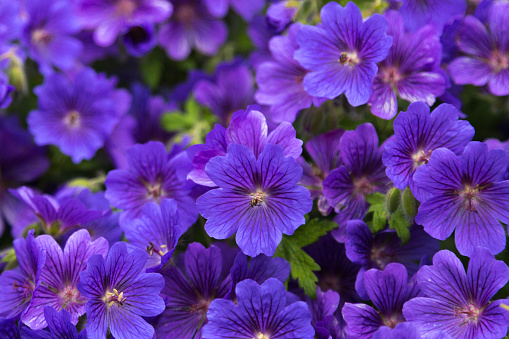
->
[288, 218, 337, 248]
[366, 192, 388, 232]
[389, 209, 411, 245]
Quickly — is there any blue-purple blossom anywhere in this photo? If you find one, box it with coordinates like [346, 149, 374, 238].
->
[122, 23, 158, 57]
[342, 263, 419, 338]
[399, 0, 466, 33]
[202, 278, 315, 339]
[27, 68, 131, 164]
[368, 11, 446, 119]
[247, 15, 283, 70]
[121, 199, 182, 271]
[294, 2, 392, 106]
[203, 0, 264, 21]
[21, 307, 87, 339]
[383, 102, 474, 201]
[197, 143, 312, 256]
[78, 242, 165, 339]
[413, 141, 509, 256]
[448, 2, 509, 96]
[0, 318, 20, 338]
[403, 248, 509, 338]
[105, 141, 198, 228]
[78, 0, 172, 47]
[0, 2, 22, 52]
[158, 0, 227, 60]
[307, 287, 346, 339]
[0, 230, 45, 320]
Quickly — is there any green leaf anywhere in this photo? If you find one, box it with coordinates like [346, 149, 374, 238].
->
[161, 112, 194, 132]
[389, 209, 411, 245]
[366, 192, 387, 232]
[1, 249, 15, 263]
[287, 218, 337, 248]
[140, 51, 163, 89]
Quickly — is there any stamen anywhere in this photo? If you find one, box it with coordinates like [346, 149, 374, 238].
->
[105, 288, 127, 307]
[250, 191, 264, 207]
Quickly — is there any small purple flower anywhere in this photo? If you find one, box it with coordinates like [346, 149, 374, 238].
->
[78, 0, 172, 47]
[197, 143, 312, 256]
[266, 1, 299, 32]
[342, 263, 419, 338]
[448, 2, 509, 96]
[202, 278, 315, 339]
[104, 141, 198, 228]
[158, 0, 227, 60]
[307, 287, 346, 339]
[122, 23, 158, 57]
[345, 220, 439, 299]
[368, 11, 447, 119]
[256, 23, 326, 124]
[21, 307, 87, 339]
[187, 106, 303, 187]
[203, 0, 264, 21]
[0, 230, 45, 320]
[121, 199, 182, 271]
[153, 243, 233, 339]
[403, 248, 509, 338]
[323, 123, 390, 240]
[27, 68, 131, 164]
[399, 0, 466, 33]
[22, 230, 108, 329]
[21, 0, 82, 74]
[194, 59, 255, 124]
[78, 242, 165, 339]
[383, 102, 474, 201]
[413, 141, 509, 256]
[294, 2, 392, 106]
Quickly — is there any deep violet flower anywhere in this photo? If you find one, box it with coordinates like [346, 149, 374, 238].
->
[382, 102, 474, 202]
[399, 0, 466, 33]
[0, 318, 20, 338]
[78, 242, 165, 339]
[368, 11, 447, 119]
[197, 143, 312, 256]
[255, 23, 326, 124]
[104, 141, 198, 228]
[307, 287, 347, 339]
[294, 2, 392, 106]
[21, 307, 87, 339]
[153, 243, 234, 339]
[342, 263, 419, 338]
[78, 0, 172, 47]
[448, 2, 509, 96]
[403, 248, 509, 339]
[413, 141, 509, 256]
[187, 106, 303, 187]
[323, 123, 390, 240]
[0, 230, 45, 320]
[121, 199, 182, 271]
[158, 0, 227, 61]
[122, 23, 158, 57]
[21, 0, 82, 74]
[22, 230, 108, 329]
[194, 59, 255, 124]
[27, 68, 131, 164]
[203, 0, 264, 21]
[202, 278, 315, 339]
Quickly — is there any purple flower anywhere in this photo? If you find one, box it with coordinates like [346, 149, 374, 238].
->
[294, 2, 392, 106]
[372, 322, 433, 339]
[21, 0, 82, 74]
[122, 23, 158, 57]
[197, 143, 312, 256]
[368, 11, 447, 119]
[323, 123, 390, 240]
[345, 220, 439, 299]
[104, 141, 198, 228]
[187, 105, 303, 187]
[382, 102, 474, 202]
[307, 288, 346, 339]
[78, 0, 172, 47]
[403, 248, 509, 338]
[21, 307, 87, 338]
[203, 0, 264, 21]
[399, 0, 466, 33]
[158, 0, 227, 60]
[228, 252, 290, 300]
[202, 278, 315, 339]
[413, 141, 509, 256]
[0, 72, 13, 109]
[121, 199, 182, 271]
[266, 1, 298, 32]
[78, 242, 165, 339]
[0, 318, 19, 338]
[22, 230, 108, 329]
[0, 2, 22, 51]
[342, 263, 419, 338]
[247, 15, 282, 70]
[194, 59, 255, 124]
[27, 68, 131, 164]
[153, 243, 233, 339]
[255, 23, 326, 124]
[0, 230, 45, 320]
[448, 3, 509, 96]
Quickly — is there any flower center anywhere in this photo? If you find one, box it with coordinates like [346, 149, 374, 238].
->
[189, 299, 211, 314]
[458, 185, 479, 212]
[339, 51, 360, 66]
[381, 314, 404, 329]
[116, 0, 137, 16]
[126, 26, 149, 44]
[489, 50, 509, 73]
[104, 288, 126, 307]
[354, 177, 374, 196]
[146, 241, 168, 257]
[454, 304, 482, 325]
[254, 333, 270, 339]
[146, 181, 164, 201]
[319, 274, 342, 293]
[60, 285, 81, 307]
[12, 278, 35, 303]
[412, 149, 432, 168]
[176, 4, 197, 23]
[250, 191, 265, 207]
[382, 66, 402, 85]
[63, 110, 81, 128]
[31, 29, 52, 45]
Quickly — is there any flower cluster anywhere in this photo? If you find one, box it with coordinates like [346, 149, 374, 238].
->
[0, 0, 509, 338]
